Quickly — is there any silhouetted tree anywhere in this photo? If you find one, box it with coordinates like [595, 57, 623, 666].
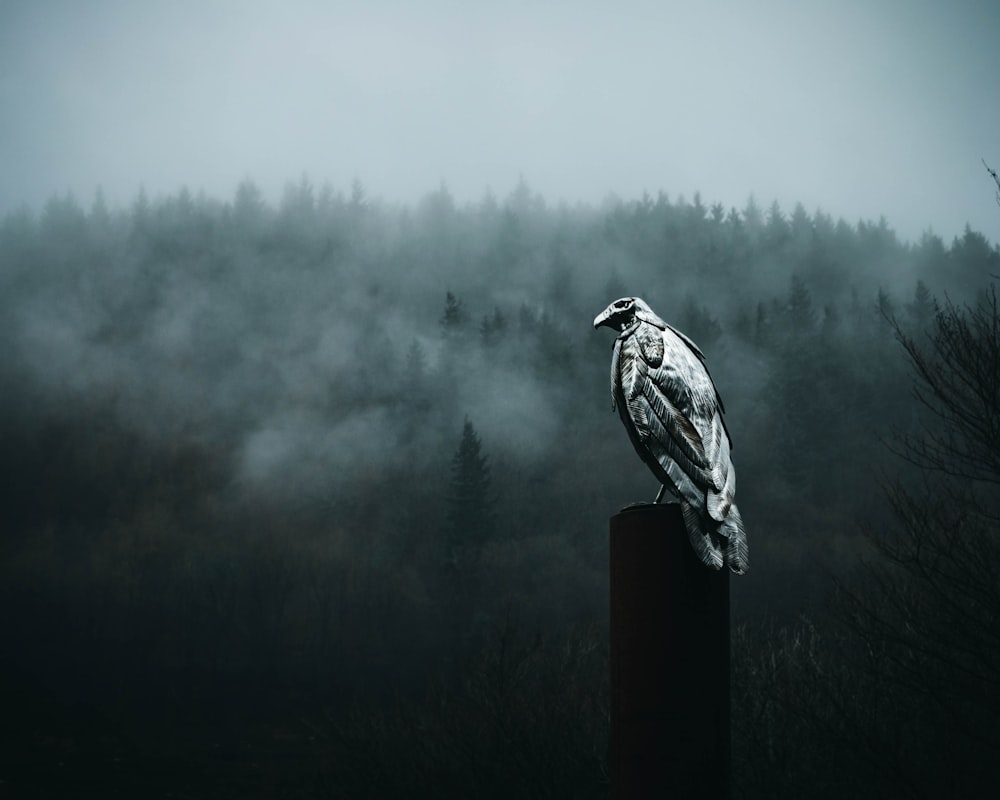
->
[836, 286, 1000, 795]
[679, 295, 722, 349]
[479, 307, 507, 347]
[446, 417, 495, 534]
[905, 279, 935, 330]
[742, 194, 763, 237]
[441, 418, 497, 638]
[890, 286, 1000, 481]
[764, 199, 790, 249]
[232, 178, 265, 229]
[785, 274, 814, 333]
[440, 290, 468, 336]
[950, 225, 1000, 289]
[876, 286, 895, 333]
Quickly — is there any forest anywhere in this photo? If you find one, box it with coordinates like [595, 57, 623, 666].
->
[1, 176, 998, 797]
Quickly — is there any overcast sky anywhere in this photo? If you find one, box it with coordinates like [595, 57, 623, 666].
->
[2, 0, 998, 245]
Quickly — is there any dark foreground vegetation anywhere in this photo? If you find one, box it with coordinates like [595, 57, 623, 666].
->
[1, 179, 998, 797]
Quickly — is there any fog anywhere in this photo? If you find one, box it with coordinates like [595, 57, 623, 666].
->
[2, 1, 1000, 797]
[3, 0, 999, 244]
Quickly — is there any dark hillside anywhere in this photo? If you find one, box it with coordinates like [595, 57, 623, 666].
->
[1, 181, 997, 797]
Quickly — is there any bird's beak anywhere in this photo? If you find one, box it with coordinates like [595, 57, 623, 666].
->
[593, 307, 613, 329]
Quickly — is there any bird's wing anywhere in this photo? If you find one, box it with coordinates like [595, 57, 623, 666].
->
[664, 321, 706, 361]
[666, 321, 727, 415]
[609, 331, 622, 412]
[617, 323, 735, 518]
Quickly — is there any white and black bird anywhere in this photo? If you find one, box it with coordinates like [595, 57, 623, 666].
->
[594, 297, 749, 574]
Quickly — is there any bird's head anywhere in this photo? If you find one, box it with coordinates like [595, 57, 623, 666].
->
[593, 297, 664, 332]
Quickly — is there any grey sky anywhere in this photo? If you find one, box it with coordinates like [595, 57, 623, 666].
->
[2, 0, 998, 244]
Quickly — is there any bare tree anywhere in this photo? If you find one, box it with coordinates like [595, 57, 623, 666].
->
[887, 286, 1000, 487]
[834, 287, 1000, 795]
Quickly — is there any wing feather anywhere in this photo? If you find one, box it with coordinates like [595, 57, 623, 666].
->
[636, 383, 714, 487]
[609, 336, 621, 411]
[639, 401, 708, 504]
[704, 414, 733, 519]
[616, 327, 718, 498]
[635, 323, 664, 367]
[618, 328, 709, 464]
[664, 322, 707, 361]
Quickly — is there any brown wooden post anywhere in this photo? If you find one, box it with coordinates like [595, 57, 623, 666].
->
[610, 503, 730, 799]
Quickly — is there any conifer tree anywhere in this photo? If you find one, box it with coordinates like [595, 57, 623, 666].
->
[440, 290, 468, 338]
[445, 417, 496, 555]
[906, 280, 935, 330]
[480, 307, 507, 346]
[786, 274, 814, 333]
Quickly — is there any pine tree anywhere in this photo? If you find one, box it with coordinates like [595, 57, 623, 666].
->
[480, 307, 507, 347]
[401, 339, 430, 414]
[402, 338, 428, 386]
[445, 418, 496, 555]
[786, 274, 814, 333]
[680, 295, 722, 350]
[876, 287, 895, 332]
[440, 290, 468, 337]
[906, 280, 935, 330]
[233, 179, 265, 230]
[765, 199, 789, 248]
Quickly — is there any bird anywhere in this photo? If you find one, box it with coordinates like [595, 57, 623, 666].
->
[594, 296, 749, 574]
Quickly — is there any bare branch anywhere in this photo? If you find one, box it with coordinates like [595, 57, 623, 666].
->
[985, 158, 1000, 208]
[885, 285, 1000, 486]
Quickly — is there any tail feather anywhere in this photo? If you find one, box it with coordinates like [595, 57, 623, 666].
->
[680, 499, 750, 575]
[722, 503, 750, 574]
[681, 500, 724, 570]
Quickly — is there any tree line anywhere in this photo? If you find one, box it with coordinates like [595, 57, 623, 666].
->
[0, 176, 997, 796]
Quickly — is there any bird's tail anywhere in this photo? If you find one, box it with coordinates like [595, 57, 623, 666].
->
[681, 500, 749, 574]
[721, 503, 749, 574]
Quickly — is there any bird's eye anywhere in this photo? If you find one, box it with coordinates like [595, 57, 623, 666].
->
[614, 299, 630, 309]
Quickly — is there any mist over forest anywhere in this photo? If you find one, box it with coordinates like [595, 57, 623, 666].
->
[2, 176, 998, 797]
